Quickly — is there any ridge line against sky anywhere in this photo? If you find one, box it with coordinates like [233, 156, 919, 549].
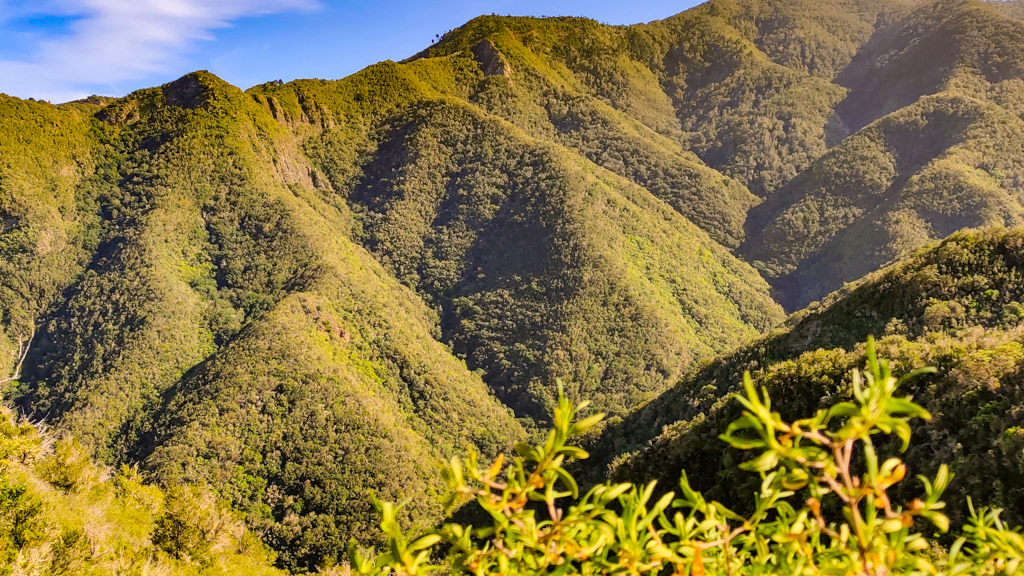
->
[0, 0, 701, 103]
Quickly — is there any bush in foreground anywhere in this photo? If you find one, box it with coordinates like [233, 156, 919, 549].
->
[352, 339, 1024, 575]
[0, 402, 284, 576]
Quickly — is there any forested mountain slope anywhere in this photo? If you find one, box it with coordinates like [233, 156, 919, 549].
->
[745, 0, 1024, 308]
[409, 0, 1024, 311]
[418, 0, 896, 199]
[837, 0, 1024, 130]
[0, 96, 104, 380]
[743, 88, 1024, 308]
[244, 36, 788, 422]
[4, 73, 527, 569]
[589, 228, 1024, 528]
[0, 5, 792, 567]
[0, 401, 287, 575]
[4, 0, 1024, 570]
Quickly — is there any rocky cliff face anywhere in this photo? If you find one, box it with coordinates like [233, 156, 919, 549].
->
[472, 39, 513, 77]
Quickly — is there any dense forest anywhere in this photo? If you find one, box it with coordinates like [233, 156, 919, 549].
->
[2, 0, 1024, 573]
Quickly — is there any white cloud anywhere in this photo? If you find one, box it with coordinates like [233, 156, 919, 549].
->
[0, 0, 318, 102]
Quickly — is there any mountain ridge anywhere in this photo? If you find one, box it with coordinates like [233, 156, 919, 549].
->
[4, 0, 1024, 569]
[588, 227, 1024, 529]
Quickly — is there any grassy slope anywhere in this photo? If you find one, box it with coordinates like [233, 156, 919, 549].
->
[586, 228, 1024, 527]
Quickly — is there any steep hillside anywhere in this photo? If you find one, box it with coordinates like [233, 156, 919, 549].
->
[251, 54, 785, 422]
[0, 399, 286, 575]
[0, 16, 789, 567]
[419, 0, 898, 198]
[6, 0, 1024, 569]
[837, 0, 1024, 130]
[626, 0, 881, 196]
[326, 99, 780, 419]
[735, 0, 1024, 310]
[408, 18, 758, 247]
[744, 88, 1024, 309]
[341, 0, 1024, 320]
[0, 97, 103, 380]
[405, 0, 1024, 315]
[6, 73, 524, 570]
[588, 228, 1024, 527]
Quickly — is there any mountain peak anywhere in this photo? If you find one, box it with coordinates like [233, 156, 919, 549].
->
[162, 70, 237, 109]
[5, 0, 1024, 570]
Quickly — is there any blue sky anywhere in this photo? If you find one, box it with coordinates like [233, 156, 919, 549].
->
[0, 1, 702, 103]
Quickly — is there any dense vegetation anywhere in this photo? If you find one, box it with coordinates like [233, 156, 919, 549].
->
[3, 0, 1024, 570]
[1, 36, 784, 569]
[353, 345, 1024, 575]
[0, 96, 103, 382]
[990, 0, 1024, 19]
[411, 0, 1024, 310]
[590, 228, 1024, 531]
[746, 0, 1024, 308]
[743, 89, 1024, 309]
[0, 398, 286, 575]
[25, 73, 532, 570]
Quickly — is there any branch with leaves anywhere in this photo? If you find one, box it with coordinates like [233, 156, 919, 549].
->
[350, 338, 1024, 576]
[0, 329, 33, 386]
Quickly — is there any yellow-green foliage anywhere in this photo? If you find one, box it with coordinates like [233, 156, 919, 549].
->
[328, 97, 781, 420]
[592, 229, 1024, 532]
[629, 2, 853, 197]
[19, 72, 527, 571]
[744, 87, 1024, 310]
[352, 343, 1024, 575]
[740, 0, 1024, 309]
[284, 12, 766, 248]
[0, 401, 284, 576]
[4, 0, 1024, 572]
[988, 0, 1024, 20]
[411, 0, 1024, 309]
[0, 96, 105, 377]
[241, 20, 789, 428]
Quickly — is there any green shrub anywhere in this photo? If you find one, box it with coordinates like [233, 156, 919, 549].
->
[0, 399, 285, 575]
[0, 478, 43, 574]
[0, 411, 38, 464]
[153, 485, 224, 564]
[35, 437, 103, 492]
[352, 339, 1024, 575]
